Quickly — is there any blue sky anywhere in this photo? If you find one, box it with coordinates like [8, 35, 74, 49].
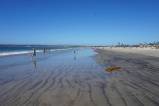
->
[0, 0, 159, 45]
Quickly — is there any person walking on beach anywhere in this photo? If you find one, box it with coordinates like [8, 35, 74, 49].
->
[33, 48, 36, 56]
[43, 48, 46, 54]
[74, 50, 76, 54]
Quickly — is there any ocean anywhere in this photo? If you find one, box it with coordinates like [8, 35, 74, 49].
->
[0, 45, 77, 56]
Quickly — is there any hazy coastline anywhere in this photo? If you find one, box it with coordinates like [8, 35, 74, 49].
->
[94, 47, 159, 57]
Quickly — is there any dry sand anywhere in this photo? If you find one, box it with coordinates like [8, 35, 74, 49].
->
[97, 47, 159, 57]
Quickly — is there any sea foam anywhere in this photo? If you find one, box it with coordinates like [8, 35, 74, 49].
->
[0, 48, 74, 57]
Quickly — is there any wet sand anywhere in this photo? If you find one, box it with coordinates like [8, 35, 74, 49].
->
[0, 48, 159, 106]
[95, 49, 159, 106]
[0, 48, 110, 106]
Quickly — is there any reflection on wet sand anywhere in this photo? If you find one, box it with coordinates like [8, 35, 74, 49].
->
[73, 55, 77, 61]
[32, 56, 37, 70]
[73, 49, 77, 61]
[0, 49, 110, 106]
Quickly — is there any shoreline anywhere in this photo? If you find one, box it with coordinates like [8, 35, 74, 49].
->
[0, 48, 76, 57]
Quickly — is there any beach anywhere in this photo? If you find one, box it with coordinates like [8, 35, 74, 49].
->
[0, 48, 159, 106]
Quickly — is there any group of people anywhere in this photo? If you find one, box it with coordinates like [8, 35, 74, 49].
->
[32, 48, 47, 56]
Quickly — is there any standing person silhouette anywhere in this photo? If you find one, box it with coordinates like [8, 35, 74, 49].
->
[43, 48, 46, 54]
[33, 48, 36, 56]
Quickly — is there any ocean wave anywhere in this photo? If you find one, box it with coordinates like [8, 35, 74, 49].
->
[0, 48, 74, 57]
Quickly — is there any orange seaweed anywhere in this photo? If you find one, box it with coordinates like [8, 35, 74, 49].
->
[105, 66, 121, 72]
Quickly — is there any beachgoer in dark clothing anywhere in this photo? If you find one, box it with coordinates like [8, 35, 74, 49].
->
[33, 48, 36, 56]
